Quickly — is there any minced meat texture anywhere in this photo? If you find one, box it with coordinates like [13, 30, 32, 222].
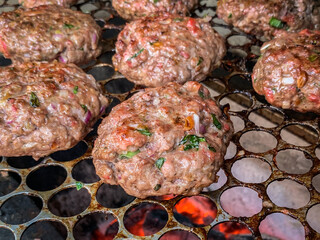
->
[113, 14, 226, 87]
[112, 0, 198, 21]
[217, 0, 320, 40]
[20, 0, 78, 8]
[0, 5, 102, 65]
[0, 61, 108, 159]
[93, 81, 233, 198]
[252, 30, 320, 113]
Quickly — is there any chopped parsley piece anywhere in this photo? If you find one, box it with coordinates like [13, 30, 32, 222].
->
[128, 48, 144, 61]
[64, 23, 75, 29]
[119, 149, 140, 159]
[228, 13, 232, 18]
[211, 113, 222, 130]
[30, 92, 40, 108]
[73, 86, 78, 94]
[198, 90, 205, 99]
[208, 146, 216, 152]
[154, 0, 159, 3]
[269, 17, 285, 29]
[137, 128, 152, 136]
[154, 184, 161, 191]
[155, 157, 165, 170]
[15, 13, 20, 17]
[75, 181, 83, 191]
[309, 54, 318, 62]
[181, 135, 206, 151]
[197, 57, 204, 66]
[173, 17, 183, 22]
[81, 104, 88, 113]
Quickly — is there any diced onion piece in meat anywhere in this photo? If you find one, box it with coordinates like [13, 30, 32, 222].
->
[282, 76, 294, 85]
[84, 110, 92, 124]
[193, 114, 200, 135]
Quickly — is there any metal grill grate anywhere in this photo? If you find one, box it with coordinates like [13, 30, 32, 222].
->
[0, 0, 319, 239]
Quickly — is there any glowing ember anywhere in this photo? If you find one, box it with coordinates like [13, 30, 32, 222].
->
[124, 202, 168, 236]
[173, 196, 217, 227]
[208, 221, 252, 240]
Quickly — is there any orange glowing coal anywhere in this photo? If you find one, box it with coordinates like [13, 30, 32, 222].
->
[174, 196, 217, 226]
[213, 221, 252, 239]
[124, 203, 167, 237]
[92, 218, 118, 240]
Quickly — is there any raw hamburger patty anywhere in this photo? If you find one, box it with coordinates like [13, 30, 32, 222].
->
[19, 0, 78, 8]
[113, 15, 226, 87]
[217, 0, 320, 40]
[93, 81, 233, 198]
[112, 0, 198, 21]
[0, 5, 102, 65]
[252, 30, 320, 113]
[0, 61, 108, 159]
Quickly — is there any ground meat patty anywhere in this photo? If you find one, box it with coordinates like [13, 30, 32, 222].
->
[93, 81, 233, 198]
[0, 5, 102, 65]
[217, 0, 320, 40]
[20, 0, 78, 8]
[252, 30, 320, 113]
[112, 0, 198, 21]
[113, 15, 226, 87]
[0, 61, 108, 159]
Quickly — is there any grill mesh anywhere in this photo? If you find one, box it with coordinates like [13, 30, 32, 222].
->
[0, 0, 320, 239]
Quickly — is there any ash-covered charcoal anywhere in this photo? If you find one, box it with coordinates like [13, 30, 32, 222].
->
[113, 14, 226, 87]
[19, 0, 78, 8]
[252, 30, 320, 113]
[93, 81, 233, 198]
[0, 5, 102, 65]
[112, 0, 198, 21]
[217, 0, 320, 40]
[0, 61, 108, 160]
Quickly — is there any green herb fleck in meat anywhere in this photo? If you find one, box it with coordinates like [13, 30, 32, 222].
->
[119, 149, 140, 159]
[75, 181, 83, 190]
[154, 0, 159, 3]
[81, 104, 88, 113]
[155, 157, 165, 170]
[269, 17, 285, 29]
[197, 57, 204, 66]
[228, 13, 232, 18]
[64, 23, 75, 29]
[309, 54, 318, 62]
[30, 92, 40, 108]
[73, 86, 78, 94]
[211, 113, 222, 130]
[137, 128, 152, 136]
[173, 18, 184, 22]
[154, 184, 161, 191]
[128, 48, 144, 61]
[208, 146, 216, 152]
[181, 135, 206, 151]
[198, 90, 205, 99]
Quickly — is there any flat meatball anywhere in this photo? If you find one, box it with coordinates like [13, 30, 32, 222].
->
[252, 30, 320, 113]
[93, 81, 233, 198]
[217, 0, 320, 40]
[112, 0, 198, 21]
[0, 61, 108, 159]
[113, 15, 226, 87]
[20, 0, 78, 8]
[0, 5, 102, 65]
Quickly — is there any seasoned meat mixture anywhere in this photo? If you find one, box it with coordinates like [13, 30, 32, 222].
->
[113, 15, 226, 87]
[0, 61, 108, 159]
[112, 0, 198, 21]
[252, 30, 320, 113]
[217, 0, 320, 39]
[0, 5, 102, 65]
[19, 0, 78, 8]
[93, 81, 233, 198]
